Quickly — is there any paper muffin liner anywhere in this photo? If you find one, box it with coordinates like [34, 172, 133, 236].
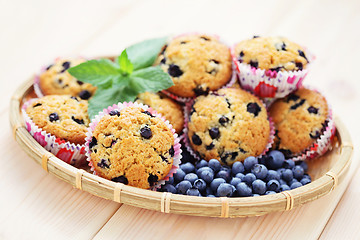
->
[231, 44, 315, 99]
[160, 32, 237, 103]
[288, 87, 336, 161]
[85, 102, 182, 190]
[182, 95, 275, 163]
[22, 99, 87, 167]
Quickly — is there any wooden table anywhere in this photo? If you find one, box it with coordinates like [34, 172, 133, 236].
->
[1, 0, 359, 239]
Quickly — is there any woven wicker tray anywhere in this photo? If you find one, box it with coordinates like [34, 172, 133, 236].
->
[10, 77, 354, 218]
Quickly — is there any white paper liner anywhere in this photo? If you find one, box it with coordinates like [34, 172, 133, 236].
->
[182, 94, 275, 163]
[22, 99, 87, 167]
[231, 44, 315, 99]
[85, 102, 182, 190]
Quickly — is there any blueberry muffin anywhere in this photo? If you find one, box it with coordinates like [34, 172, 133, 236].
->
[187, 88, 270, 165]
[88, 105, 175, 189]
[157, 34, 233, 98]
[25, 95, 89, 144]
[39, 58, 96, 99]
[135, 92, 184, 133]
[234, 36, 309, 72]
[269, 87, 329, 158]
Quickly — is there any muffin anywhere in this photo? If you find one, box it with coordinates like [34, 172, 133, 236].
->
[186, 88, 271, 165]
[87, 103, 180, 189]
[232, 36, 312, 98]
[38, 58, 96, 99]
[157, 34, 233, 99]
[135, 92, 184, 133]
[25, 95, 89, 144]
[269, 87, 335, 159]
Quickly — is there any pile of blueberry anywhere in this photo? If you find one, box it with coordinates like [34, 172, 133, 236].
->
[158, 148, 311, 197]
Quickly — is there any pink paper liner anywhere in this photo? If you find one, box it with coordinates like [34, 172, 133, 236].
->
[160, 32, 237, 103]
[182, 95, 275, 163]
[85, 102, 182, 190]
[22, 99, 87, 167]
[287, 86, 336, 161]
[231, 44, 315, 99]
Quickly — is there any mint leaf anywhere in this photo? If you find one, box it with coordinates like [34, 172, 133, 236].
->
[126, 37, 167, 70]
[130, 66, 173, 92]
[68, 59, 120, 86]
[117, 50, 133, 75]
[88, 84, 137, 120]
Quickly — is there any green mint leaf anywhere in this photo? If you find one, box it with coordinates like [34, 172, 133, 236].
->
[126, 37, 168, 70]
[117, 49, 134, 75]
[130, 66, 173, 93]
[68, 59, 120, 86]
[88, 83, 137, 120]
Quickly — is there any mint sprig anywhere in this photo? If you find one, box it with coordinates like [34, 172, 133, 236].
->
[68, 37, 172, 120]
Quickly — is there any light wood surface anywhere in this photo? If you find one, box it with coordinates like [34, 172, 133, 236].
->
[1, 0, 360, 239]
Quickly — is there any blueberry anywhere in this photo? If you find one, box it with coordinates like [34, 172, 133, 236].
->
[194, 179, 206, 192]
[252, 179, 267, 195]
[298, 50, 308, 62]
[140, 126, 152, 139]
[109, 110, 120, 116]
[198, 169, 214, 184]
[218, 116, 229, 126]
[180, 162, 195, 174]
[297, 161, 309, 172]
[207, 195, 216, 198]
[61, 61, 71, 72]
[251, 164, 268, 180]
[79, 90, 91, 100]
[169, 146, 174, 157]
[280, 184, 291, 192]
[277, 168, 286, 176]
[161, 184, 177, 194]
[267, 180, 280, 192]
[76, 81, 84, 86]
[186, 187, 201, 196]
[192, 134, 202, 145]
[193, 85, 209, 96]
[206, 143, 215, 150]
[283, 159, 295, 169]
[268, 150, 285, 169]
[300, 177, 311, 185]
[33, 103, 42, 108]
[290, 99, 305, 110]
[244, 173, 256, 185]
[307, 106, 319, 114]
[168, 64, 183, 77]
[148, 174, 158, 186]
[176, 180, 192, 194]
[112, 175, 128, 184]
[184, 173, 198, 184]
[166, 177, 174, 185]
[196, 166, 214, 176]
[290, 181, 303, 189]
[196, 159, 208, 169]
[208, 159, 222, 172]
[72, 116, 84, 125]
[210, 178, 226, 192]
[265, 191, 276, 195]
[180, 146, 196, 164]
[279, 179, 287, 185]
[49, 112, 59, 122]
[216, 170, 231, 182]
[236, 182, 252, 197]
[220, 165, 231, 173]
[230, 177, 242, 187]
[217, 183, 234, 197]
[232, 161, 245, 175]
[266, 170, 280, 182]
[281, 169, 294, 182]
[249, 60, 258, 68]
[97, 159, 110, 169]
[235, 173, 245, 181]
[303, 174, 311, 180]
[173, 168, 186, 183]
[246, 102, 261, 117]
[292, 166, 304, 180]
[252, 194, 260, 197]
[89, 136, 97, 149]
[244, 156, 258, 171]
[205, 186, 214, 196]
[208, 127, 220, 139]
[288, 179, 299, 186]
[258, 155, 269, 166]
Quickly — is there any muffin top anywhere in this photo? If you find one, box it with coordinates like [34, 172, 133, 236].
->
[25, 95, 89, 144]
[135, 92, 184, 133]
[88, 106, 175, 189]
[187, 88, 270, 165]
[39, 58, 96, 99]
[234, 36, 309, 72]
[157, 34, 233, 98]
[269, 88, 329, 158]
